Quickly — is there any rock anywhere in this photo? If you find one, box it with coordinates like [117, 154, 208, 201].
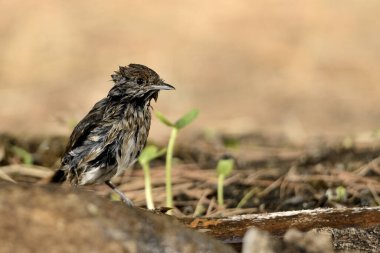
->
[242, 228, 335, 253]
[283, 229, 334, 253]
[0, 183, 235, 253]
[242, 228, 276, 253]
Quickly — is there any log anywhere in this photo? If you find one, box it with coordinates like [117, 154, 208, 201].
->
[179, 207, 380, 251]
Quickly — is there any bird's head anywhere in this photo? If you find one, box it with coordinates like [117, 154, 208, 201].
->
[109, 64, 175, 102]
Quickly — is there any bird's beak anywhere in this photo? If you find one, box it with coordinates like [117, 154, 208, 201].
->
[151, 82, 175, 91]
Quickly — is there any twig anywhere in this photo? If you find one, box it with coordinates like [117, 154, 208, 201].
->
[0, 165, 53, 179]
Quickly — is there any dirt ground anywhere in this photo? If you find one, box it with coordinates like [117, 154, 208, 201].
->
[1, 132, 380, 217]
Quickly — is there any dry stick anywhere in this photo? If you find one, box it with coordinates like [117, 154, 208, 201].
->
[367, 183, 380, 205]
[119, 176, 189, 192]
[371, 162, 380, 175]
[241, 168, 285, 185]
[208, 207, 259, 217]
[206, 197, 217, 216]
[180, 206, 380, 243]
[280, 166, 299, 200]
[1, 165, 53, 179]
[193, 191, 209, 217]
[0, 169, 17, 183]
[354, 156, 380, 175]
[125, 182, 195, 201]
[257, 176, 284, 198]
[237, 173, 286, 208]
[174, 187, 213, 204]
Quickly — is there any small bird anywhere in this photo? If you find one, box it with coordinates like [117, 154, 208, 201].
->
[51, 64, 175, 206]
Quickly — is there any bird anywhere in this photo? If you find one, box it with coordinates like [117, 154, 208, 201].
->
[50, 64, 175, 206]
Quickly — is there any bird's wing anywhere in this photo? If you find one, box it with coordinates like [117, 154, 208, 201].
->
[64, 98, 108, 153]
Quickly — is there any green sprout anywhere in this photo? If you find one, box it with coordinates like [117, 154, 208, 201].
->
[237, 187, 260, 208]
[216, 158, 234, 206]
[336, 186, 347, 202]
[327, 186, 347, 203]
[138, 145, 166, 209]
[11, 146, 33, 165]
[156, 109, 199, 209]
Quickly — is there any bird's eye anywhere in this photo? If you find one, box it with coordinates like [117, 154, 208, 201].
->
[136, 78, 144, 85]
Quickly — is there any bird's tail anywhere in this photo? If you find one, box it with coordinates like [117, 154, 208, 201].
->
[49, 169, 67, 183]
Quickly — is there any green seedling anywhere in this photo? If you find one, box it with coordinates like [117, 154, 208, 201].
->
[156, 109, 199, 209]
[11, 146, 33, 165]
[237, 187, 260, 208]
[327, 186, 347, 203]
[138, 145, 166, 209]
[335, 186, 347, 202]
[222, 137, 240, 149]
[216, 158, 234, 206]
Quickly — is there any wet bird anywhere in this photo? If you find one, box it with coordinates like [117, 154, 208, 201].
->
[51, 64, 175, 206]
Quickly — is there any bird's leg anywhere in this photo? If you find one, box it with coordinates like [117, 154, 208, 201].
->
[105, 180, 134, 207]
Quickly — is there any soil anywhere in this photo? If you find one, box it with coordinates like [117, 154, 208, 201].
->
[1, 132, 379, 217]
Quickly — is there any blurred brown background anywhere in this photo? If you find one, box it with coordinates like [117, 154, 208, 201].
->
[1, 0, 380, 142]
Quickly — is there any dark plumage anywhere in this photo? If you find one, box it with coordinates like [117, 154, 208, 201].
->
[51, 64, 175, 206]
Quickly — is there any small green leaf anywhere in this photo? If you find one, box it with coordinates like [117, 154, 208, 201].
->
[217, 159, 234, 177]
[336, 186, 347, 202]
[155, 111, 174, 127]
[110, 192, 121, 202]
[11, 146, 33, 165]
[138, 145, 166, 165]
[154, 148, 167, 159]
[174, 109, 199, 129]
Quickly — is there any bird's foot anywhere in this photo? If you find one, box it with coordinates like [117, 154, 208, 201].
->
[105, 180, 134, 207]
